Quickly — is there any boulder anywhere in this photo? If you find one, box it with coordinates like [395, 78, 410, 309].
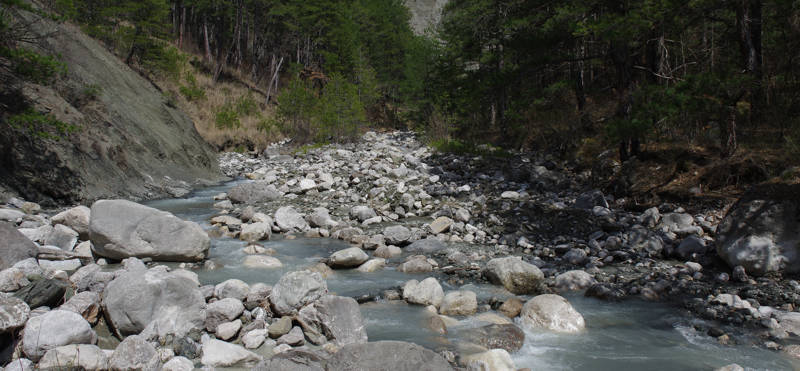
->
[298, 178, 317, 192]
[405, 238, 446, 254]
[201, 336, 261, 367]
[3, 358, 33, 371]
[403, 277, 444, 308]
[216, 319, 242, 341]
[268, 316, 293, 338]
[205, 298, 245, 332]
[574, 190, 608, 210]
[384, 225, 412, 246]
[69, 264, 113, 292]
[252, 349, 327, 371]
[374, 245, 402, 259]
[269, 270, 327, 316]
[356, 258, 385, 273]
[295, 295, 367, 347]
[462, 323, 525, 353]
[242, 329, 267, 349]
[240, 222, 272, 242]
[349, 206, 377, 223]
[277, 326, 305, 346]
[243, 255, 283, 269]
[0, 268, 28, 292]
[328, 247, 369, 268]
[439, 290, 478, 316]
[0, 223, 38, 271]
[89, 200, 209, 261]
[38, 344, 108, 370]
[484, 257, 544, 294]
[102, 267, 205, 338]
[59, 291, 101, 324]
[0, 297, 29, 332]
[274, 207, 309, 232]
[22, 310, 96, 361]
[52, 206, 90, 238]
[44, 224, 79, 251]
[326, 341, 453, 370]
[677, 235, 707, 259]
[498, 297, 523, 318]
[716, 185, 800, 275]
[461, 349, 516, 371]
[214, 279, 250, 301]
[520, 294, 585, 333]
[0, 209, 24, 222]
[108, 335, 160, 371]
[14, 278, 68, 309]
[228, 182, 281, 204]
[398, 255, 433, 273]
[429, 217, 453, 234]
[306, 207, 338, 228]
[162, 356, 194, 371]
[554, 270, 595, 291]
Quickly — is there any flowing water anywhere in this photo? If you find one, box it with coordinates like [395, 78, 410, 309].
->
[145, 181, 798, 370]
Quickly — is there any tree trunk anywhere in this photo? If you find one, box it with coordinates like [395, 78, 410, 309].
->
[721, 107, 738, 158]
[179, 5, 186, 48]
[203, 21, 212, 62]
[737, 0, 763, 79]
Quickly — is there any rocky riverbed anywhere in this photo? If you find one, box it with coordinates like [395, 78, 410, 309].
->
[0, 131, 798, 370]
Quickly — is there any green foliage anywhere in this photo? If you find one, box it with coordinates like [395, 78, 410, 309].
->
[6, 109, 77, 140]
[80, 84, 102, 100]
[179, 73, 205, 101]
[234, 93, 258, 117]
[0, 47, 67, 84]
[214, 103, 240, 130]
[429, 138, 511, 157]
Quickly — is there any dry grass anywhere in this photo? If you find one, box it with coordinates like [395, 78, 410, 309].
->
[155, 59, 284, 152]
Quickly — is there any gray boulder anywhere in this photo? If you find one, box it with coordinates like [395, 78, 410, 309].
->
[270, 271, 327, 316]
[0, 223, 38, 271]
[350, 206, 377, 223]
[717, 185, 800, 275]
[484, 257, 544, 294]
[51, 206, 91, 239]
[228, 181, 281, 203]
[462, 323, 525, 353]
[108, 335, 160, 371]
[204, 298, 244, 332]
[274, 206, 309, 232]
[214, 279, 250, 301]
[39, 344, 108, 370]
[405, 238, 446, 254]
[89, 200, 209, 262]
[162, 356, 194, 371]
[102, 267, 205, 338]
[428, 217, 453, 234]
[384, 225, 412, 245]
[295, 295, 367, 347]
[22, 310, 96, 361]
[439, 290, 477, 316]
[328, 247, 369, 268]
[253, 349, 327, 371]
[520, 294, 585, 333]
[306, 207, 338, 228]
[554, 270, 595, 291]
[240, 222, 271, 242]
[44, 224, 79, 251]
[0, 296, 29, 332]
[201, 336, 261, 367]
[403, 277, 444, 308]
[574, 190, 608, 209]
[59, 291, 101, 324]
[677, 235, 707, 259]
[326, 341, 453, 371]
[14, 278, 68, 309]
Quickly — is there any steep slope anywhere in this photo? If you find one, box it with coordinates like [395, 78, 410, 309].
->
[0, 6, 223, 205]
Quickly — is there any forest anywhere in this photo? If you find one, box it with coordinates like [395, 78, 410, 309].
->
[4, 0, 800, 163]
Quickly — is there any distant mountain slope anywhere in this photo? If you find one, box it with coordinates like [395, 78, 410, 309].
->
[0, 5, 223, 205]
[404, 0, 447, 35]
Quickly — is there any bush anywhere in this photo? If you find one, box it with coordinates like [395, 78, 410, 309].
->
[234, 93, 258, 116]
[214, 104, 240, 129]
[179, 72, 205, 101]
[0, 47, 67, 84]
[6, 109, 77, 140]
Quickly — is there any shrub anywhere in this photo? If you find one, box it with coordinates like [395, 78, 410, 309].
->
[179, 72, 205, 101]
[6, 109, 77, 140]
[214, 104, 240, 129]
[0, 47, 67, 84]
[234, 93, 258, 116]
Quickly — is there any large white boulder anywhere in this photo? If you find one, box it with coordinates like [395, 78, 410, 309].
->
[89, 200, 209, 261]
